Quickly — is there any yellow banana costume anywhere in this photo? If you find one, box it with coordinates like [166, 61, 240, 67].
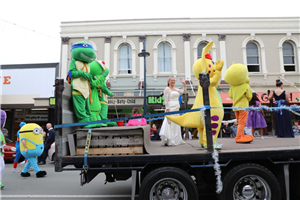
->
[166, 41, 224, 148]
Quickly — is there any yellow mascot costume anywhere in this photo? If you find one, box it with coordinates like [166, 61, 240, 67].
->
[224, 63, 253, 143]
[166, 41, 224, 148]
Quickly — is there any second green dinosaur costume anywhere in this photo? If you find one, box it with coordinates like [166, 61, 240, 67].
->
[89, 60, 116, 126]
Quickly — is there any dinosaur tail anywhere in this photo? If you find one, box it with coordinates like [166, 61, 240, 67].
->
[166, 112, 202, 128]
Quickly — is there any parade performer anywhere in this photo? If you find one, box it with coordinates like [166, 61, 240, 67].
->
[89, 60, 116, 126]
[12, 122, 28, 172]
[224, 63, 254, 143]
[0, 110, 7, 189]
[19, 123, 47, 177]
[166, 41, 224, 149]
[67, 42, 105, 128]
[96, 61, 116, 126]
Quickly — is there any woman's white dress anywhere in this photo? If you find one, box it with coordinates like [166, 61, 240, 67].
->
[159, 87, 186, 146]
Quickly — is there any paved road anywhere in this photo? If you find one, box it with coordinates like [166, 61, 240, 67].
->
[1, 159, 136, 200]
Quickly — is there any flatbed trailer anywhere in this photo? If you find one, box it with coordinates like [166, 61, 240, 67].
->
[54, 79, 300, 200]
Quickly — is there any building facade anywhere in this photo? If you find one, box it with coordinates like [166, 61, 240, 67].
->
[59, 17, 300, 131]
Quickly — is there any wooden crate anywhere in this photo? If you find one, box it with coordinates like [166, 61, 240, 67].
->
[74, 126, 145, 156]
[76, 146, 143, 156]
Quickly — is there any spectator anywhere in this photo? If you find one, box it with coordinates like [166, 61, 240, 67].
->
[38, 123, 55, 165]
[221, 123, 232, 137]
[150, 124, 159, 141]
[126, 107, 147, 126]
[230, 121, 238, 137]
[182, 127, 192, 140]
[292, 121, 300, 135]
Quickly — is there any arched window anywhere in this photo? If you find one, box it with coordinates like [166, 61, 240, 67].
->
[283, 42, 295, 71]
[246, 42, 260, 72]
[197, 42, 208, 59]
[158, 43, 171, 72]
[119, 44, 132, 74]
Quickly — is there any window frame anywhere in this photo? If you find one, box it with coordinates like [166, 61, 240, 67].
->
[282, 41, 296, 72]
[158, 42, 172, 73]
[118, 44, 132, 75]
[246, 41, 261, 73]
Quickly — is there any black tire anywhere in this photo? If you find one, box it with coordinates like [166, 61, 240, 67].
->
[139, 167, 198, 200]
[219, 163, 281, 200]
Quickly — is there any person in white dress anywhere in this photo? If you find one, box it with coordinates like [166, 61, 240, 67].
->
[160, 77, 186, 146]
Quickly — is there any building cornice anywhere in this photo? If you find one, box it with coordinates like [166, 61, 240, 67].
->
[60, 17, 300, 37]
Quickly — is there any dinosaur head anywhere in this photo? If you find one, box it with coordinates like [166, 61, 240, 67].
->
[224, 63, 249, 86]
[192, 41, 215, 79]
[71, 42, 96, 63]
[89, 60, 106, 78]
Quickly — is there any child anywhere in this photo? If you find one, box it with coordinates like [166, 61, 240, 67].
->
[246, 93, 267, 139]
[292, 121, 300, 135]
[126, 107, 147, 126]
[0, 110, 7, 189]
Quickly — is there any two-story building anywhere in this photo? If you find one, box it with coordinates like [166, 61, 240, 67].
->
[59, 17, 300, 132]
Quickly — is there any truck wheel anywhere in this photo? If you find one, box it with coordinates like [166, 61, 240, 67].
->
[219, 163, 281, 200]
[139, 167, 198, 200]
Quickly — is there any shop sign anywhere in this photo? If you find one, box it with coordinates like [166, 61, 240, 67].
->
[108, 98, 137, 105]
[220, 92, 300, 104]
[0, 76, 11, 84]
[147, 94, 165, 105]
[49, 97, 55, 106]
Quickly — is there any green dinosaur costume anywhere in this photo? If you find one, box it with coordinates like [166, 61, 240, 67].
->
[99, 81, 116, 126]
[89, 60, 116, 126]
[68, 42, 105, 128]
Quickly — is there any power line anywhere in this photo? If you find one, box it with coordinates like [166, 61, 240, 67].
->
[0, 19, 60, 41]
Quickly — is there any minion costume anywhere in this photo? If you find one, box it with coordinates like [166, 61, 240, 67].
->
[19, 123, 47, 177]
[166, 41, 224, 149]
[0, 110, 7, 189]
[224, 63, 254, 143]
[67, 42, 106, 128]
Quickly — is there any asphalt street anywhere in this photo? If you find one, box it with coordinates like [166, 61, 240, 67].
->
[1, 159, 136, 200]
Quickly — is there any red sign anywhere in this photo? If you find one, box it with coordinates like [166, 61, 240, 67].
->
[219, 92, 300, 104]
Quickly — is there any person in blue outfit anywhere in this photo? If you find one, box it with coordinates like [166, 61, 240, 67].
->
[12, 122, 28, 173]
[268, 79, 294, 138]
[292, 121, 300, 135]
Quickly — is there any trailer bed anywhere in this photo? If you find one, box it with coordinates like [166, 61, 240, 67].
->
[57, 126, 300, 169]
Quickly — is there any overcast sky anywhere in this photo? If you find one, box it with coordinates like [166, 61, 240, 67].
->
[0, 0, 299, 65]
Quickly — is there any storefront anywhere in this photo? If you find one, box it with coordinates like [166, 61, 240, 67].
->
[0, 63, 58, 141]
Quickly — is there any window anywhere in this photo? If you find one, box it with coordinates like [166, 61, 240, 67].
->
[283, 42, 295, 71]
[197, 42, 208, 59]
[246, 42, 260, 72]
[158, 43, 171, 72]
[114, 92, 124, 97]
[119, 44, 132, 74]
